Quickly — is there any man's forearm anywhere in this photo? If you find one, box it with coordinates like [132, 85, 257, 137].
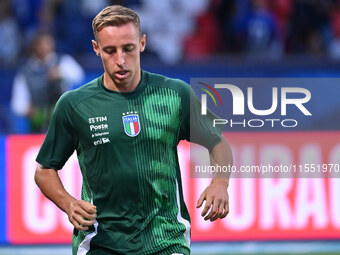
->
[196, 136, 232, 221]
[210, 136, 233, 181]
[34, 164, 76, 214]
[35, 164, 97, 231]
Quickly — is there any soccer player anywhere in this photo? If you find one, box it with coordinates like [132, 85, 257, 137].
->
[34, 5, 232, 255]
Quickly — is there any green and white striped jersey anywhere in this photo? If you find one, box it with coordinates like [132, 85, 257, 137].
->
[36, 70, 222, 255]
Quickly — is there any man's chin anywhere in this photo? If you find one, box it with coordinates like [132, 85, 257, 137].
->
[113, 78, 130, 89]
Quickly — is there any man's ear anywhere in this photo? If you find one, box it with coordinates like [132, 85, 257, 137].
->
[92, 40, 100, 56]
[140, 34, 146, 52]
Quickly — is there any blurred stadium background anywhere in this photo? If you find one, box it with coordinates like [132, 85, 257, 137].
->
[1, 0, 340, 254]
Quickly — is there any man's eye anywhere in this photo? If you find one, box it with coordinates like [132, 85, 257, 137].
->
[124, 47, 134, 52]
[105, 49, 116, 54]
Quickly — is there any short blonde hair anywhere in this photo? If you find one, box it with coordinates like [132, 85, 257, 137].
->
[92, 5, 141, 39]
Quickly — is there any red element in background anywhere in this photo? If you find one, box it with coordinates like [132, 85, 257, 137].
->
[7, 135, 72, 244]
[5, 132, 340, 244]
[188, 132, 340, 241]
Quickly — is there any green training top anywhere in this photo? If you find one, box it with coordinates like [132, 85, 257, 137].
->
[36, 70, 222, 255]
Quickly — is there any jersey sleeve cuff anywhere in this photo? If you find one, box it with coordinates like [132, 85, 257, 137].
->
[36, 157, 64, 170]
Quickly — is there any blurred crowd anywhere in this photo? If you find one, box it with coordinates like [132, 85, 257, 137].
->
[1, 0, 340, 133]
[1, 0, 340, 65]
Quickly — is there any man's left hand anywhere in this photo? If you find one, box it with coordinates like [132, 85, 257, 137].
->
[196, 179, 229, 221]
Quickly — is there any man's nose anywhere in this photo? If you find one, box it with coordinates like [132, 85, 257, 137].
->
[116, 50, 125, 66]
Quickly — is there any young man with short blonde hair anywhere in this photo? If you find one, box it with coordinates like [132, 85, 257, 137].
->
[35, 5, 232, 255]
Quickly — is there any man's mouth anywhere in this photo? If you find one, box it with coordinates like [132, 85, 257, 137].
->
[115, 70, 129, 79]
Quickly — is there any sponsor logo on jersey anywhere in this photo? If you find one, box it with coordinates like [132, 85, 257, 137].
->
[89, 116, 107, 123]
[122, 112, 140, 137]
[88, 115, 111, 145]
[93, 137, 111, 146]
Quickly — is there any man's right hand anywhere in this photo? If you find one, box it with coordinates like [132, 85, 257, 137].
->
[67, 200, 97, 231]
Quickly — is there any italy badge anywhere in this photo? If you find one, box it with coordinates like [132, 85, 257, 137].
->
[122, 112, 141, 137]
